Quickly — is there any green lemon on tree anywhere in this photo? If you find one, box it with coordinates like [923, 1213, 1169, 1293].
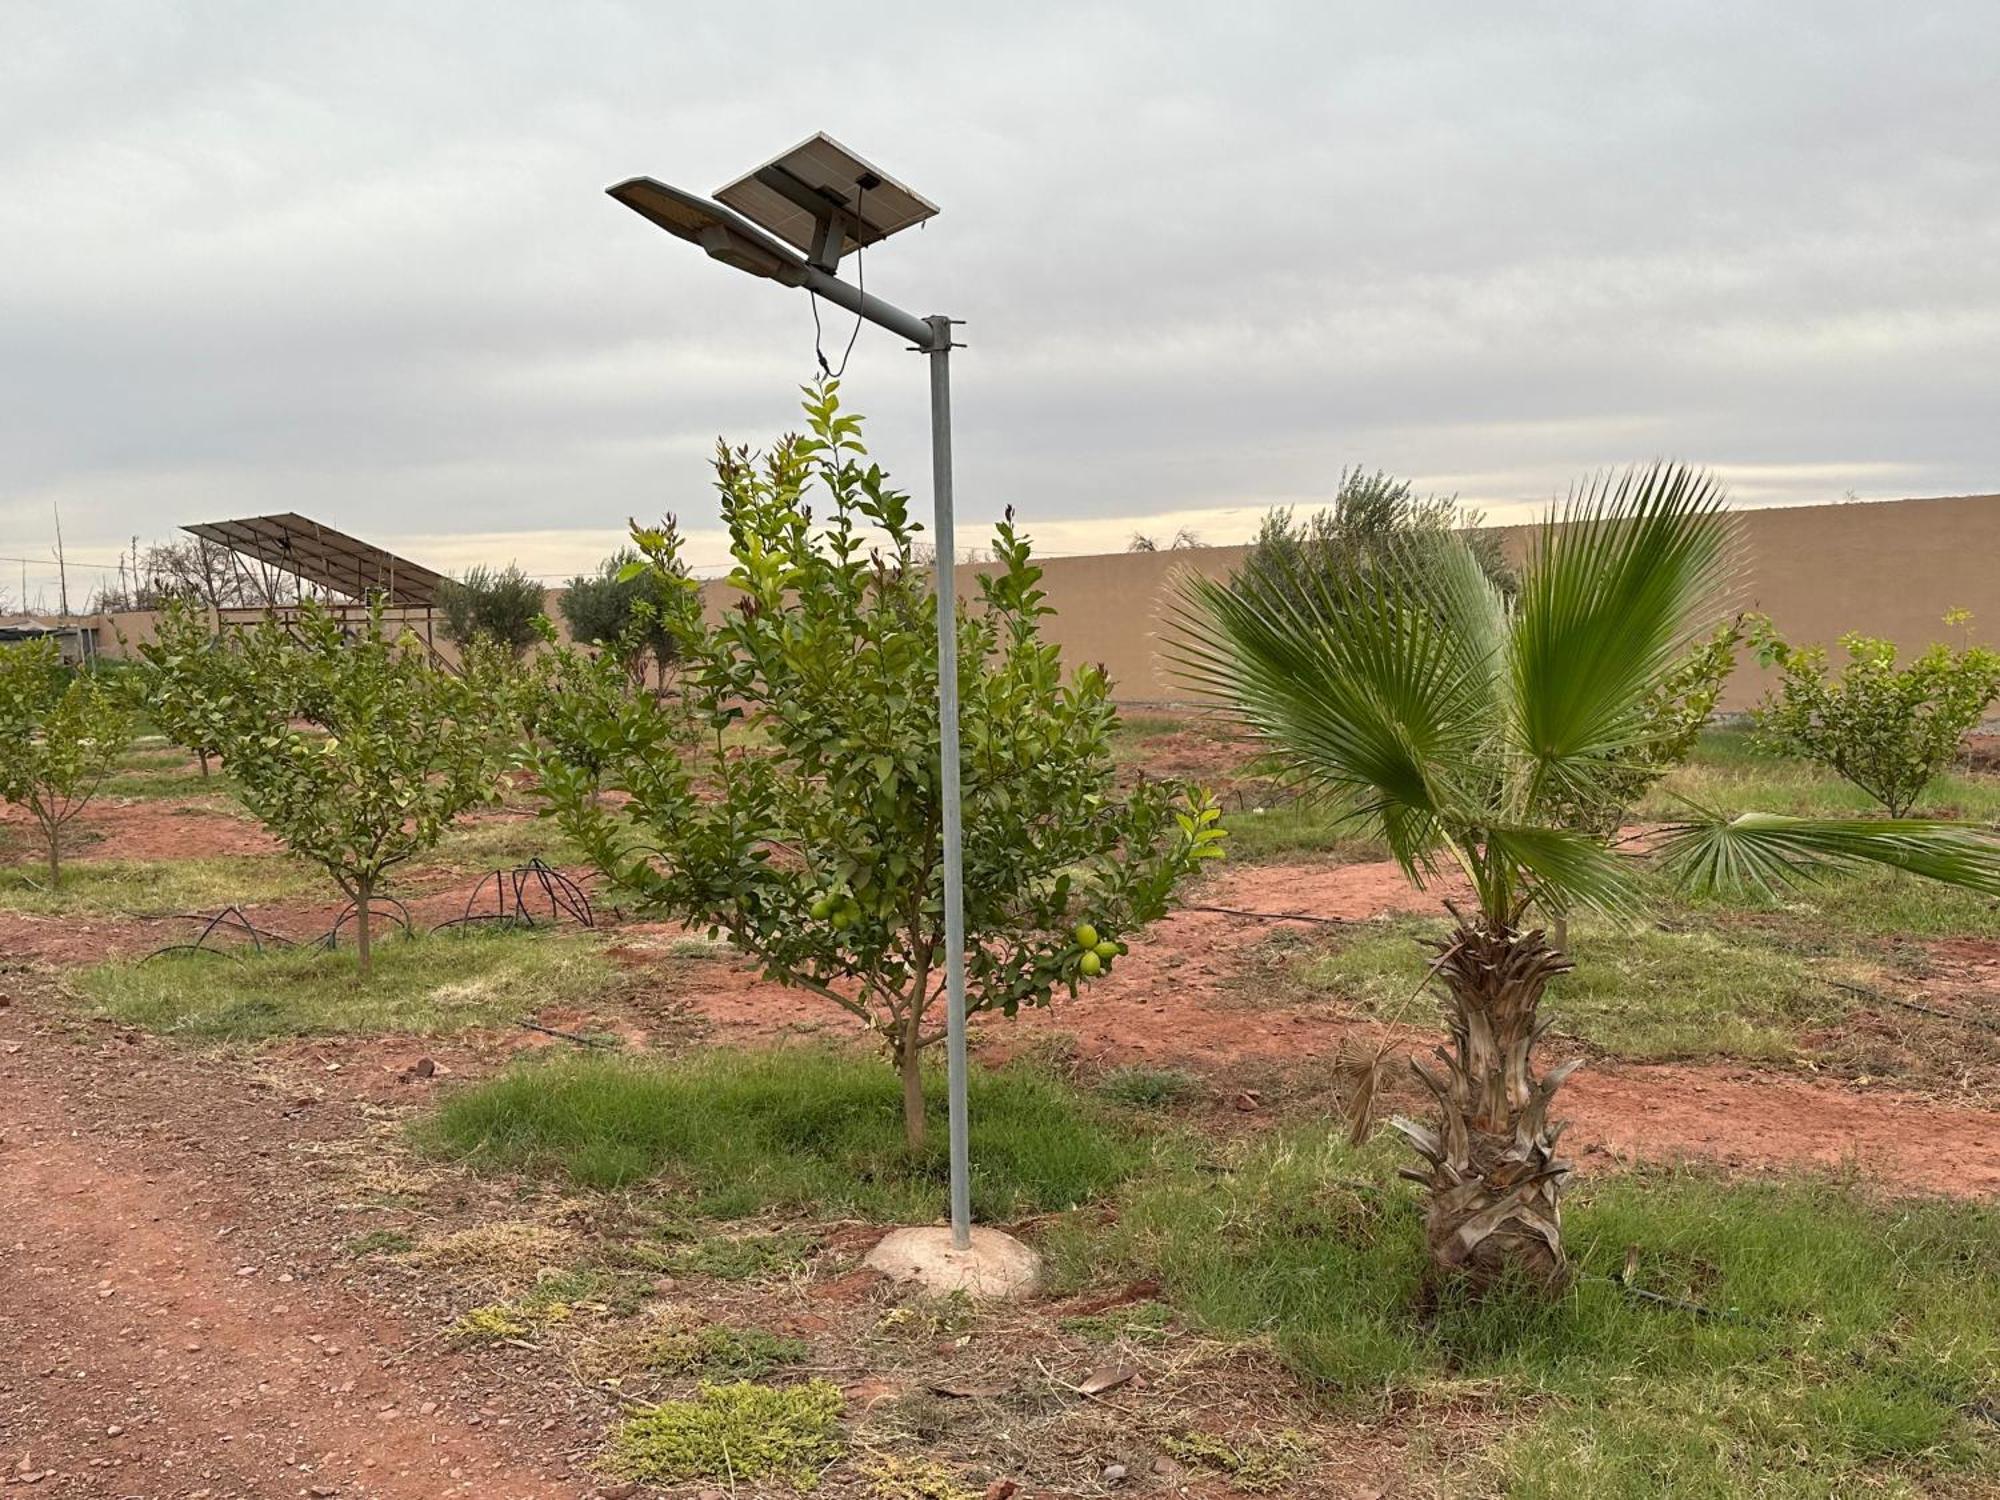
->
[1073, 922, 1099, 950]
[809, 897, 832, 920]
[1094, 939, 1118, 959]
[1079, 950, 1103, 977]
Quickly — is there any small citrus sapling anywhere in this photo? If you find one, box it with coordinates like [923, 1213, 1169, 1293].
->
[531, 383, 1224, 1147]
[158, 600, 508, 977]
[0, 640, 131, 885]
[1750, 610, 2000, 816]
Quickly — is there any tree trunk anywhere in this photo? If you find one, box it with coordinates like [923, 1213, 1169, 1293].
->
[197, 749, 211, 780]
[45, 828, 61, 889]
[1391, 916, 1579, 1292]
[354, 876, 374, 981]
[898, 1025, 927, 1153]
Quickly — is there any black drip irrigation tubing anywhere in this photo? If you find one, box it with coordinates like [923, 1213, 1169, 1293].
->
[1180, 902, 1363, 926]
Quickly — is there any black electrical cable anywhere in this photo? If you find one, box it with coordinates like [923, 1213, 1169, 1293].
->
[810, 185, 867, 379]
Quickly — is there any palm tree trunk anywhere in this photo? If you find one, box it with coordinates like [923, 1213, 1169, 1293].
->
[1392, 916, 1579, 1292]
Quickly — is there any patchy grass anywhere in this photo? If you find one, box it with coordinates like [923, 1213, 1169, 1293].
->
[1690, 863, 2000, 944]
[639, 1321, 811, 1380]
[1637, 725, 2000, 822]
[656, 1228, 819, 1282]
[77, 928, 617, 1040]
[419, 1047, 1152, 1221]
[1218, 799, 1390, 862]
[0, 855, 318, 916]
[1048, 1129, 2000, 1500]
[447, 1267, 618, 1342]
[1058, 1299, 1175, 1345]
[407, 1220, 586, 1289]
[605, 1379, 845, 1487]
[1110, 713, 1201, 745]
[342, 1228, 414, 1257]
[1296, 916, 1851, 1061]
[1097, 1064, 1204, 1110]
[412, 816, 590, 878]
[1158, 1427, 1311, 1491]
[97, 748, 228, 800]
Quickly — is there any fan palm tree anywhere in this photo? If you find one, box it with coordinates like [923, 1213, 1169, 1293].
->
[1174, 464, 2000, 1291]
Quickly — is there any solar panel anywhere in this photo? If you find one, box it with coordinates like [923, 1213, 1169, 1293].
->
[182, 514, 447, 607]
[714, 133, 938, 260]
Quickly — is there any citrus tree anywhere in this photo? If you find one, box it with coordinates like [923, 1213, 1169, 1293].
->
[515, 615, 667, 805]
[145, 600, 508, 976]
[133, 602, 238, 780]
[530, 384, 1224, 1148]
[0, 640, 131, 885]
[1176, 464, 2000, 1290]
[1749, 611, 2000, 816]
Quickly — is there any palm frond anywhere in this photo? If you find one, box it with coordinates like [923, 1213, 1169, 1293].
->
[1657, 810, 2000, 900]
[1482, 822, 1650, 923]
[1168, 538, 1498, 882]
[1509, 464, 1737, 815]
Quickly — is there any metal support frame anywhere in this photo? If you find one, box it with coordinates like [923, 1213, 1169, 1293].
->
[611, 170, 974, 1253]
[925, 313, 972, 1252]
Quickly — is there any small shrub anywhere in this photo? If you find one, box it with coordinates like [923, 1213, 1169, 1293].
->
[604, 1379, 844, 1488]
[449, 1301, 546, 1342]
[137, 598, 510, 977]
[1750, 611, 2000, 816]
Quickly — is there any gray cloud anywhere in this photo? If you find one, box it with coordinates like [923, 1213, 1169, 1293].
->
[2, 0, 1995, 598]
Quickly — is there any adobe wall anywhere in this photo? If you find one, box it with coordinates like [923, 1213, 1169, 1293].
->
[90, 492, 2000, 715]
[950, 493, 2000, 713]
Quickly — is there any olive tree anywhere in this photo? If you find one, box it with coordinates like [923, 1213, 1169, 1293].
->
[439, 564, 545, 660]
[146, 600, 507, 976]
[531, 384, 1224, 1147]
[558, 548, 682, 686]
[0, 640, 131, 885]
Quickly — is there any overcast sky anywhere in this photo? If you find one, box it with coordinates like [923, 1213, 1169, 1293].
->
[3, 1, 1996, 605]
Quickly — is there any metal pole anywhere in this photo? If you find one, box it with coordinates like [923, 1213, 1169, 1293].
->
[925, 312, 971, 1251]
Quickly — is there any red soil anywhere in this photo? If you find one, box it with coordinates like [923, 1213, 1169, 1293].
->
[0, 795, 280, 862]
[0, 1015, 597, 1498]
[625, 858, 2000, 1200]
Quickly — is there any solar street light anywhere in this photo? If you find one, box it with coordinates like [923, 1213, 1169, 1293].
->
[609, 136, 976, 1256]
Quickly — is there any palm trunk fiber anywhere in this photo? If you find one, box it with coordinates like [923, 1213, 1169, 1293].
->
[1392, 916, 1578, 1291]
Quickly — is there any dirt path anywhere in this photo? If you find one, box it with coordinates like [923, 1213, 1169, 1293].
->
[0, 1013, 595, 1498]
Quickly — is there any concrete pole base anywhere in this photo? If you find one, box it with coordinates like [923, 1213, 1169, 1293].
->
[864, 1225, 1043, 1299]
